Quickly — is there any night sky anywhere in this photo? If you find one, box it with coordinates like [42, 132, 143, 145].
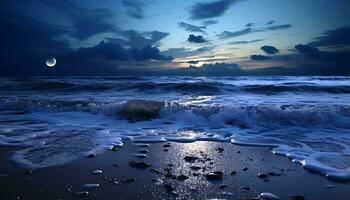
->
[1, 0, 350, 76]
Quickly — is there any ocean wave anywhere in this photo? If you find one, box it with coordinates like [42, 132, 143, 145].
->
[242, 84, 350, 94]
[1, 78, 349, 94]
[2, 99, 349, 128]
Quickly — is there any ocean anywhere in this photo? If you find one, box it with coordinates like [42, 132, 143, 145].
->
[0, 76, 349, 181]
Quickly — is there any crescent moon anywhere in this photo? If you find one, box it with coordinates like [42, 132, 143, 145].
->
[46, 57, 56, 67]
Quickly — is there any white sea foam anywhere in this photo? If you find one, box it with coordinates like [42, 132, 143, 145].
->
[0, 76, 349, 181]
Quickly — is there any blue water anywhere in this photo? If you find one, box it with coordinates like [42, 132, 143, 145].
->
[0, 76, 349, 181]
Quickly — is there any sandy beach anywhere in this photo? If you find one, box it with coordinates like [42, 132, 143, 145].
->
[1, 141, 349, 200]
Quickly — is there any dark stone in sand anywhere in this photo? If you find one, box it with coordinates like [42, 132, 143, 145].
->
[164, 171, 175, 179]
[113, 164, 118, 167]
[118, 100, 164, 121]
[290, 195, 306, 200]
[87, 153, 96, 158]
[164, 149, 168, 152]
[122, 177, 136, 183]
[237, 151, 241, 153]
[257, 173, 268, 179]
[150, 168, 162, 174]
[138, 149, 149, 154]
[164, 183, 174, 192]
[76, 191, 89, 197]
[177, 175, 189, 181]
[268, 172, 282, 176]
[190, 166, 201, 171]
[163, 143, 171, 147]
[219, 184, 227, 189]
[215, 147, 224, 152]
[184, 156, 199, 163]
[241, 167, 248, 171]
[230, 171, 237, 175]
[129, 161, 151, 169]
[205, 171, 223, 180]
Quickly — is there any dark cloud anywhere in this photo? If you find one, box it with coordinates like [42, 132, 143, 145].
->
[295, 44, 319, 54]
[202, 20, 219, 25]
[190, 0, 235, 20]
[250, 54, 271, 61]
[265, 24, 292, 31]
[130, 46, 173, 61]
[115, 30, 169, 48]
[188, 34, 208, 43]
[217, 28, 253, 39]
[77, 41, 172, 61]
[228, 39, 264, 45]
[245, 23, 255, 27]
[266, 21, 275, 25]
[178, 22, 207, 33]
[71, 9, 117, 40]
[42, 0, 118, 40]
[308, 25, 350, 47]
[122, 0, 147, 19]
[261, 45, 279, 54]
[218, 23, 292, 39]
[294, 44, 350, 64]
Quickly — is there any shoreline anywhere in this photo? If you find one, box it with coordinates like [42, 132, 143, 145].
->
[1, 141, 350, 200]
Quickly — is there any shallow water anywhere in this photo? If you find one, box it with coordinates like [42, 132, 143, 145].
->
[0, 76, 349, 181]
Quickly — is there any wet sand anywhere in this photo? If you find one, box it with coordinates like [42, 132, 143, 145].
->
[0, 141, 350, 200]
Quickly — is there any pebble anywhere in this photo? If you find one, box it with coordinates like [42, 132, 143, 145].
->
[215, 147, 224, 153]
[242, 186, 250, 191]
[164, 183, 174, 192]
[190, 166, 201, 171]
[230, 171, 237, 175]
[133, 153, 148, 158]
[164, 149, 168, 152]
[152, 178, 163, 185]
[290, 195, 306, 200]
[129, 161, 151, 168]
[76, 191, 89, 197]
[150, 168, 162, 174]
[257, 173, 268, 179]
[93, 170, 103, 175]
[325, 184, 334, 189]
[258, 192, 280, 200]
[163, 143, 171, 147]
[241, 167, 248, 171]
[86, 153, 96, 158]
[184, 155, 199, 163]
[205, 171, 223, 180]
[218, 184, 227, 189]
[268, 172, 281, 176]
[83, 184, 100, 189]
[177, 175, 189, 181]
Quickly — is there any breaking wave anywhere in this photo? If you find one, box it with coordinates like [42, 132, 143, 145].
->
[0, 76, 350, 182]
